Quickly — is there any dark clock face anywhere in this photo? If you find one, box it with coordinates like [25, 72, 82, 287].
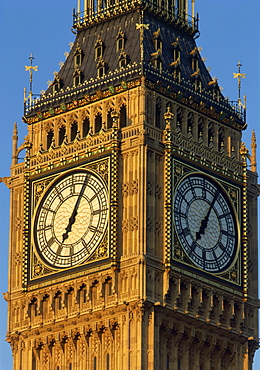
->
[173, 173, 238, 273]
[33, 169, 108, 269]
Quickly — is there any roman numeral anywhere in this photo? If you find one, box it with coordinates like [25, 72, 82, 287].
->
[180, 227, 189, 236]
[47, 237, 55, 248]
[42, 206, 55, 213]
[89, 226, 99, 233]
[92, 208, 108, 216]
[222, 230, 233, 237]
[219, 213, 231, 219]
[82, 239, 91, 253]
[89, 193, 98, 203]
[37, 224, 52, 232]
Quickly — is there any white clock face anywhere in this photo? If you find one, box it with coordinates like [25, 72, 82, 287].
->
[33, 170, 108, 268]
[173, 173, 238, 273]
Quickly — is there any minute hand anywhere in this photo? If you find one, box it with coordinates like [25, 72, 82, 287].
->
[62, 176, 89, 242]
[196, 191, 219, 241]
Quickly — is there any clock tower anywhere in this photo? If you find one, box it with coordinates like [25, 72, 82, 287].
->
[5, 0, 259, 369]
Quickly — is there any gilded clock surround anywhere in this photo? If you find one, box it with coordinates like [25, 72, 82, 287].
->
[29, 157, 110, 282]
[171, 161, 241, 283]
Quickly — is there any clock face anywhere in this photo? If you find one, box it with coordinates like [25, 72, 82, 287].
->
[173, 173, 238, 273]
[33, 169, 108, 269]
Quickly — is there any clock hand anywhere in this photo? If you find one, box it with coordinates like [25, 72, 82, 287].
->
[62, 175, 89, 242]
[196, 190, 219, 241]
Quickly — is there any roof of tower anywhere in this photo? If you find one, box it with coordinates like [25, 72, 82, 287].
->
[24, 3, 245, 131]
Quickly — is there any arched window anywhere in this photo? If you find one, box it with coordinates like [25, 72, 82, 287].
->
[107, 111, 113, 129]
[73, 74, 82, 86]
[58, 126, 66, 145]
[47, 130, 54, 149]
[187, 112, 193, 135]
[155, 102, 161, 128]
[208, 125, 214, 147]
[54, 291, 62, 313]
[118, 52, 128, 68]
[93, 356, 97, 370]
[53, 81, 61, 93]
[120, 105, 127, 128]
[176, 107, 183, 131]
[71, 122, 78, 141]
[194, 78, 202, 92]
[218, 130, 224, 151]
[79, 284, 87, 308]
[95, 37, 104, 60]
[192, 56, 199, 71]
[198, 117, 204, 141]
[116, 29, 125, 52]
[83, 117, 90, 137]
[94, 114, 102, 133]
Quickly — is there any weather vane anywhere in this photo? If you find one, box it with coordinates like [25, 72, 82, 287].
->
[233, 61, 246, 105]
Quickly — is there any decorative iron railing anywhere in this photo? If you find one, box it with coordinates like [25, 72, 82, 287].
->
[72, 0, 199, 32]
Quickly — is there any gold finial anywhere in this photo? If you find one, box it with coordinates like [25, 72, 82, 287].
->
[233, 61, 246, 104]
[164, 106, 174, 128]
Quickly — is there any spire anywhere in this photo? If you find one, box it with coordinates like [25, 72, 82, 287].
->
[250, 130, 257, 172]
[24, 54, 39, 113]
[233, 61, 246, 113]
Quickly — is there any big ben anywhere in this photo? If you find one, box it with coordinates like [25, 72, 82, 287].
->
[3, 0, 259, 369]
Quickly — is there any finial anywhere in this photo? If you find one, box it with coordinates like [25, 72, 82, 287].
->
[25, 53, 38, 97]
[13, 122, 18, 139]
[191, 0, 195, 19]
[164, 106, 174, 128]
[233, 61, 246, 104]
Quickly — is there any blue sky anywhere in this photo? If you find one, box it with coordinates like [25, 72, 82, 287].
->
[0, 1, 260, 369]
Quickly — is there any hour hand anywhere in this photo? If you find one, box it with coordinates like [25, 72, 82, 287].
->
[62, 211, 77, 242]
[196, 213, 209, 240]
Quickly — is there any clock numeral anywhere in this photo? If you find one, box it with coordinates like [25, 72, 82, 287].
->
[38, 224, 52, 232]
[82, 239, 91, 254]
[89, 226, 100, 234]
[92, 209, 101, 216]
[47, 237, 55, 248]
[181, 227, 189, 236]
[54, 188, 64, 201]
[42, 206, 55, 213]
[217, 242, 227, 253]
[190, 241, 197, 252]
[175, 210, 187, 219]
[89, 193, 98, 203]
[56, 245, 64, 255]
[219, 212, 231, 219]
[221, 230, 234, 237]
